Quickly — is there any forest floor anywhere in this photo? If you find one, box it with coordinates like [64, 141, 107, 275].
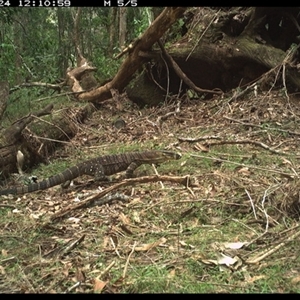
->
[1, 89, 300, 293]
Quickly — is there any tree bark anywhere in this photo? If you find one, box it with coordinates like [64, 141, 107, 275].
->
[68, 7, 186, 103]
[119, 7, 127, 49]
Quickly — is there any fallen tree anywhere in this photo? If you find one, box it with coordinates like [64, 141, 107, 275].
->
[127, 7, 300, 105]
[0, 7, 186, 179]
[3, 7, 300, 179]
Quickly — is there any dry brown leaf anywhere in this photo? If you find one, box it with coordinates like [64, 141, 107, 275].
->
[0, 265, 6, 275]
[62, 262, 72, 277]
[127, 197, 142, 207]
[119, 212, 131, 225]
[94, 278, 108, 293]
[179, 240, 195, 248]
[1, 249, 8, 257]
[135, 237, 167, 252]
[205, 183, 216, 197]
[291, 276, 300, 284]
[194, 143, 209, 152]
[281, 158, 292, 166]
[246, 275, 266, 283]
[237, 167, 251, 175]
[103, 236, 109, 249]
[168, 269, 176, 278]
[76, 268, 86, 282]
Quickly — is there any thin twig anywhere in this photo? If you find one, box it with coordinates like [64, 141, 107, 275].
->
[245, 189, 257, 220]
[110, 237, 122, 259]
[231, 218, 259, 235]
[97, 261, 116, 279]
[178, 135, 221, 142]
[0, 204, 16, 209]
[246, 228, 300, 264]
[65, 281, 81, 293]
[186, 9, 220, 61]
[260, 185, 281, 233]
[223, 116, 300, 136]
[206, 139, 287, 155]
[190, 154, 297, 178]
[152, 164, 164, 189]
[123, 241, 137, 278]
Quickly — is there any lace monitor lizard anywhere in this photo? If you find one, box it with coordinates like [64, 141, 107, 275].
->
[0, 150, 181, 196]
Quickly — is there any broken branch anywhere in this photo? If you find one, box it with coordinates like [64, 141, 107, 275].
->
[47, 174, 189, 223]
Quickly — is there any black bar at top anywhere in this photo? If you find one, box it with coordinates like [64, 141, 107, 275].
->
[7, 0, 191, 7]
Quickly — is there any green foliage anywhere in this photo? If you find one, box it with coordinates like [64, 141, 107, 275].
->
[0, 7, 161, 123]
[127, 7, 155, 40]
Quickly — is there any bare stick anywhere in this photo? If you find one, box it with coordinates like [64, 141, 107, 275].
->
[48, 175, 189, 223]
[223, 116, 300, 136]
[178, 135, 221, 142]
[180, 136, 288, 155]
[152, 164, 164, 189]
[158, 39, 222, 95]
[97, 261, 116, 279]
[123, 241, 137, 279]
[191, 154, 296, 178]
[245, 189, 257, 220]
[246, 228, 300, 264]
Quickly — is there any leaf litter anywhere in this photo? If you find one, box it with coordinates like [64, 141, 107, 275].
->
[1, 91, 300, 292]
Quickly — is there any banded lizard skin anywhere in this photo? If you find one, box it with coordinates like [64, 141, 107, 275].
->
[0, 150, 181, 195]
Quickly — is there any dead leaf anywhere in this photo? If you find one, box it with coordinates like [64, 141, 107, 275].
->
[94, 278, 108, 293]
[291, 276, 300, 284]
[127, 198, 142, 207]
[237, 167, 251, 175]
[179, 240, 195, 249]
[1, 249, 8, 257]
[281, 158, 292, 166]
[247, 275, 266, 283]
[76, 268, 86, 282]
[119, 213, 131, 225]
[194, 143, 209, 152]
[29, 213, 42, 219]
[0, 265, 6, 275]
[201, 259, 218, 266]
[223, 242, 247, 250]
[168, 269, 176, 278]
[67, 217, 81, 223]
[135, 237, 167, 252]
[217, 253, 238, 266]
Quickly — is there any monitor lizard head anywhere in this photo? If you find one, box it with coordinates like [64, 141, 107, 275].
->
[143, 150, 182, 164]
